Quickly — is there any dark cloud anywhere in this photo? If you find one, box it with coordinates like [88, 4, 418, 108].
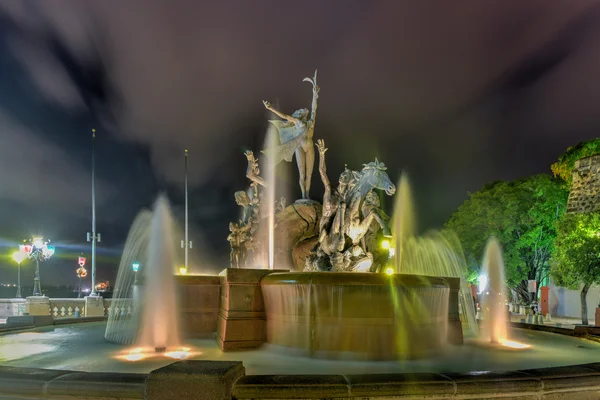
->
[2, 1, 600, 283]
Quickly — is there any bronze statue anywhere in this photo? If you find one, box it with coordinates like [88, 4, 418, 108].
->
[262, 70, 319, 200]
[306, 139, 395, 272]
[228, 151, 264, 268]
[227, 222, 252, 268]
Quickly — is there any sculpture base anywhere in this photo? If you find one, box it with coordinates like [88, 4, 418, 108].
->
[216, 268, 288, 351]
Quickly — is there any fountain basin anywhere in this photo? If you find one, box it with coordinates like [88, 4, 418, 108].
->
[261, 272, 450, 360]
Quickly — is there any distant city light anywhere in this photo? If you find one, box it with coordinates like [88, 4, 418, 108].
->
[132, 262, 140, 272]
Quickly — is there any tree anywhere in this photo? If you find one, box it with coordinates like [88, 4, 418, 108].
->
[551, 138, 600, 184]
[445, 175, 568, 302]
[552, 212, 600, 325]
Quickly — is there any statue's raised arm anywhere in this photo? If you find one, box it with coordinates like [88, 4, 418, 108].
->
[303, 70, 319, 123]
[262, 101, 300, 125]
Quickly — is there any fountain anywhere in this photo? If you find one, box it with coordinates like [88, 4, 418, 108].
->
[5, 70, 600, 400]
[105, 196, 181, 352]
[390, 173, 479, 338]
[479, 237, 509, 345]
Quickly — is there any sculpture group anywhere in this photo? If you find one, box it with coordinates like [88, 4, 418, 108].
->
[229, 70, 395, 272]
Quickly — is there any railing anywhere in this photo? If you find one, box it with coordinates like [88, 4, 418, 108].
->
[49, 299, 85, 318]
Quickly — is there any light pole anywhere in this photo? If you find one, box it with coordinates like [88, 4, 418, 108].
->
[181, 149, 192, 271]
[21, 237, 55, 296]
[12, 251, 27, 298]
[87, 129, 102, 296]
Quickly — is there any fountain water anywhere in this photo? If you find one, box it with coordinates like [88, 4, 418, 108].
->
[264, 125, 278, 270]
[479, 237, 508, 344]
[391, 173, 478, 337]
[105, 196, 181, 352]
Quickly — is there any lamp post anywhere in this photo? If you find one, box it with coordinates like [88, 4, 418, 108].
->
[12, 251, 27, 298]
[87, 129, 102, 297]
[22, 237, 55, 296]
[181, 149, 192, 270]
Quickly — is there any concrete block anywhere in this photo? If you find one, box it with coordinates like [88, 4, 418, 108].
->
[146, 361, 244, 400]
[233, 374, 349, 399]
[449, 371, 541, 396]
[520, 365, 600, 391]
[346, 373, 453, 398]
[47, 371, 146, 399]
[6, 315, 53, 328]
[25, 296, 50, 316]
[0, 366, 70, 397]
[85, 295, 105, 317]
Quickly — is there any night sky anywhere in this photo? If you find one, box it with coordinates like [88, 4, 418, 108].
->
[1, 1, 600, 286]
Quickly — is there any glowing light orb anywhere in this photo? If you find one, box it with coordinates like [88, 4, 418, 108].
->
[165, 351, 191, 360]
[381, 239, 390, 250]
[499, 339, 530, 349]
[384, 267, 395, 276]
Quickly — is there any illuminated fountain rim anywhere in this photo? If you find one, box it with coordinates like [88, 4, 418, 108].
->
[261, 271, 451, 287]
[261, 271, 452, 361]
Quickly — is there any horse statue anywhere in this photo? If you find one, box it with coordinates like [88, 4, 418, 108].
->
[306, 139, 395, 272]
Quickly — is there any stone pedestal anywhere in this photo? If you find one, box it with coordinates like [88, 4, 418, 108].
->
[595, 307, 600, 327]
[176, 275, 221, 338]
[446, 277, 464, 345]
[84, 296, 105, 317]
[217, 268, 287, 351]
[25, 296, 50, 316]
[146, 361, 245, 400]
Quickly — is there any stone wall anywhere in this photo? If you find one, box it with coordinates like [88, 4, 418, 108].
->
[3, 360, 600, 400]
[566, 154, 600, 213]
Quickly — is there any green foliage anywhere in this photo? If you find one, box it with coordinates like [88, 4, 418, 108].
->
[552, 212, 600, 289]
[445, 174, 568, 301]
[551, 138, 600, 184]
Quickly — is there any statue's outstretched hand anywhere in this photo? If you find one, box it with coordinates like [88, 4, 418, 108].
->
[316, 139, 327, 154]
[244, 150, 254, 161]
[262, 100, 272, 110]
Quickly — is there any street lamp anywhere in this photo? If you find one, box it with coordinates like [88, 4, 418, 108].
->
[181, 149, 192, 271]
[22, 236, 55, 296]
[12, 251, 27, 298]
[87, 129, 102, 297]
[132, 262, 140, 284]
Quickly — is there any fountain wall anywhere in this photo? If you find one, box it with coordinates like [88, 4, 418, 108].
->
[261, 272, 452, 360]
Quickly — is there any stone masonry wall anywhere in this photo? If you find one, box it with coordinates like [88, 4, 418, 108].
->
[566, 154, 600, 213]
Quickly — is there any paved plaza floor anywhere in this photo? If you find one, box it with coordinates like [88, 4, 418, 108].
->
[1, 322, 600, 375]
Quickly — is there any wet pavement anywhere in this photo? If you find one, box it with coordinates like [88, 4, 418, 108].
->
[1, 321, 600, 375]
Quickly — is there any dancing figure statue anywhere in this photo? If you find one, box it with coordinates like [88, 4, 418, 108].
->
[262, 70, 319, 200]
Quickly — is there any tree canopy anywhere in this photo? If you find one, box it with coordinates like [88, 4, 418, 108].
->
[552, 212, 600, 324]
[551, 138, 600, 184]
[445, 174, 568, 301]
